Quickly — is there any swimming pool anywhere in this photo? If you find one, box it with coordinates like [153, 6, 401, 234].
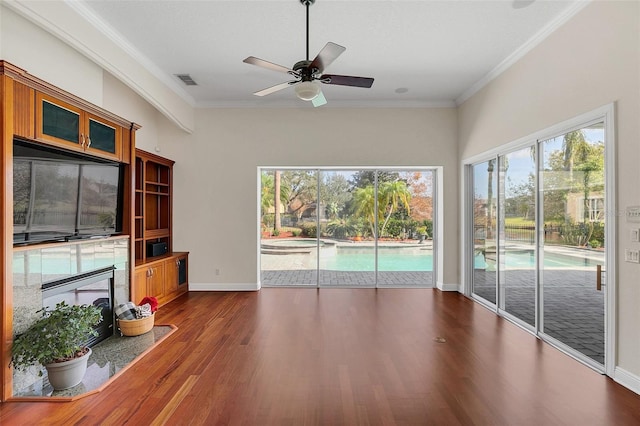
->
[261, 239, 602, 272]
[479, 249, 603, 271]
[320, 248, 433, 272]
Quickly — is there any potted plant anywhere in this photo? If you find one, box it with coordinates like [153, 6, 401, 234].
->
[416, 226, 427, 243]
[10, 301, 102, 390]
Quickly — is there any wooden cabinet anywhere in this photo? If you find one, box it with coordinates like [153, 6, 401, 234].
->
[13, 81, 34, 139]
[35, 92, 122, 161]
[133, 253, 188, 307]
[166, 253, 189, 295]
[134, 149, 174, 264]
[133, 149, 187, 308]
[133, 262, 165, 305]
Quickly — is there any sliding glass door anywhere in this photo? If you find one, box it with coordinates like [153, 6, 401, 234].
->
[377, 171, 434, 287]
[468, 117, 608, 370]
[260, 169, 318, 286]
[318, 170, 375, 286]
[260, 168, 436, 287]
[472, 160, 497, 304]
[540, 124, 605, 366]
[499, 147, 536, 327]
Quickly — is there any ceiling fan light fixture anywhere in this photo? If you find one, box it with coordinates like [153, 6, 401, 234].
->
[295, 81, 321, 101]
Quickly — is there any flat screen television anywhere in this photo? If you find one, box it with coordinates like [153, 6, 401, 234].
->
[13, 139, 125, 245]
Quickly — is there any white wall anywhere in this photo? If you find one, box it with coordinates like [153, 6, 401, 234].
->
[458, 1, 640, 384]
[1, 1, 195, 133]
[157, 108, 459, 290]
[102, 72, 160, 151]
[1, 6, 102, 105]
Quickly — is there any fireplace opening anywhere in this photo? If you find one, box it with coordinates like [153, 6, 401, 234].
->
[41, 266, 115, 347]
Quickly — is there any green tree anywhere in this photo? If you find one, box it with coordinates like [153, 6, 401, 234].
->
[320, 173, 352, 219]
[274, 170, 282, 232]
[261, 171, 290, 230]
[281, 170, 317, 219]
[378, 180, 411, 237]
[352, 180, 412, 238]
[349, 170, 400, 188]
[353, 185, 377, 237]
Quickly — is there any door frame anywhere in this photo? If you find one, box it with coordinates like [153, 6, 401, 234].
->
[257, 166, 444, 289]
[461, 103, 616, 376]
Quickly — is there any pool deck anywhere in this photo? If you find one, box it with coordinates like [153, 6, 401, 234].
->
[262, 270, 434, 287]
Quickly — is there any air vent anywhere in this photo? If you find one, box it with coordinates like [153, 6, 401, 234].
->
[175, 74, 197, 86]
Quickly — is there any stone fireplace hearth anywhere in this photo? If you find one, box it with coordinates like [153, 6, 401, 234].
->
[12, 236, 129, 395]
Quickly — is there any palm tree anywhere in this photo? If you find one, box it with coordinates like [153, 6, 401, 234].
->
[486, 159, 495, 239]
[261, 171, 289, 230]
[378, 180, 411, 237]
[352, 181, 412, 238]
[274, 170, 281, 233]
[353, 186, 377, 237]
[562, 130, 591, 184]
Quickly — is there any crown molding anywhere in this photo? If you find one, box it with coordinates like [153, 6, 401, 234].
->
[64, 0, 195, 108]
[455, 0, 592, 106]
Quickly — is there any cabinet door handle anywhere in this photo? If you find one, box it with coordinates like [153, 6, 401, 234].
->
[176, 259, 180, 267]
[80, 134, 85, 148]
[86, 135, 92, 148]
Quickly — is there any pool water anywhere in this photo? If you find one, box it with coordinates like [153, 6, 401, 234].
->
[477, 250, 603, 270]
[318, 248, 602, 272]
[320, 249, 433, 272]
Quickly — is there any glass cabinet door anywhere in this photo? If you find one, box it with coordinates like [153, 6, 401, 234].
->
[36, 92, 122, 161]
[86, 113, 121, 160]
[37, 93, 82, 147]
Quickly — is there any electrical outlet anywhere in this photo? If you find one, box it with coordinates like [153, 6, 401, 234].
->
[632, 229, 640, 242]
[624, 249, 640, 263]
[627, 206, 640, 223]
[215, 268, 220, 276]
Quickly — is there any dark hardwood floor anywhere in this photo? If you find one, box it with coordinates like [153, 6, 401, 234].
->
[1, 288, 640, 425]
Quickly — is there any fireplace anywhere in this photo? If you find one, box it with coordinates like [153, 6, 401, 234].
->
[41, 266, 115, 347]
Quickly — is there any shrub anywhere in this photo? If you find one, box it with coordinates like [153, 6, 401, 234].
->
[299, 222, 317, 237]
[262, 214, 275, 228]
[272, 228, 280, 237]
[326, 219, 357, 239]
[292, 229, 301, 237]
[422, 220, 433, 238]
[384, 218, 415, 238]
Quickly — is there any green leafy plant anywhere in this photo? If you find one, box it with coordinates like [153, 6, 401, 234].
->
[299, 222, 317, 238]
[326, 219, 358, 239]
[10, 301, 102, 372]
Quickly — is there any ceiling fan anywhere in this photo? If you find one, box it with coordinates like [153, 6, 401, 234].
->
[243, 0, 374, 107]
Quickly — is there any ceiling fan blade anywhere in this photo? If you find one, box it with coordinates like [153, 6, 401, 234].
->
[243, 57, 297, 75]
[320, 74, 374, 88]
[311, 91, 327, 108]
[309, 42, 346, 73]
[253, 81, 297, 97]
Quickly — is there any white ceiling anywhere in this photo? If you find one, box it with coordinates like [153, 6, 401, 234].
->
[72, 0, 584, 108]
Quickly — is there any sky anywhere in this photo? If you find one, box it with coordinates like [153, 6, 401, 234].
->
[473, 127, 605, 199]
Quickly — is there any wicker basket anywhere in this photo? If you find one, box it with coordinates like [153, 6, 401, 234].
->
[118, 313, 155, 336]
